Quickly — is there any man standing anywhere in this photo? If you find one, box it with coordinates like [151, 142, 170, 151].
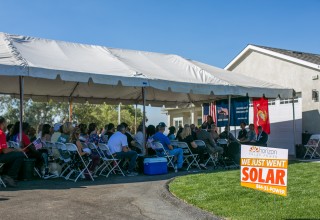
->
[197, 123, 223, 156]
[0, 117, 25, 187]
[256, 126, 268, 146]
[153, 122, 184, 171]
[108, 124, 138, 176]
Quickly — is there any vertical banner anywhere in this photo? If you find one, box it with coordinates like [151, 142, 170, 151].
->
[216, 99, 229, 127]
[253, 97, 270, 134]
[241, 145, 288, 196]
[202, 103, 210, 123]
[230, 97, 249, 126]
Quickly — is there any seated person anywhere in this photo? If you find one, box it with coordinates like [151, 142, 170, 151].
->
[133, 124, 145, 155]
[209, 124, 220, 141]
[240, 124, 256, 144]
[197, 123, 223, 157]
[11, 122, 53, 179]
[238, 122, 248, 142]
[0, 117, 24, 187]
[41, 124, 52, 142]
[70, 128, 100, 178]
[57, 122, 73, 143]
[256, 126, 268, 146]
[78, 123, 88, 142]
[153, 122, 184, 171]
[105, 123, 115, 140]
[167, 126, 176, 140]
[190, 124, 198, 140]
[219, 126, 237, 142]
[121, 122, 140, 154]
[87, 123, 107, 145]
[51, 123, 62, 143]
[178, 124, 207, 169]
[108, 124, 138, 176]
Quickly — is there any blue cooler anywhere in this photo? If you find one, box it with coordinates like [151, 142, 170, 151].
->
[144, 157, 167, 175]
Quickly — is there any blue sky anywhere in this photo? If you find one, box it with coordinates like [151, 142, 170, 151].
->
[1, 0, 319, 125]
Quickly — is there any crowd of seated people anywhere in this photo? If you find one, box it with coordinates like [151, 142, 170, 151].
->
[0, 112, 270, 187]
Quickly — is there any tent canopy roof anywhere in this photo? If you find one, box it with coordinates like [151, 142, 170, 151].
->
[0, 32, 294, 107]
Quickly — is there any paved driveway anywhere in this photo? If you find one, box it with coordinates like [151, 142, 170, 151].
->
[0, 171, 219, 220]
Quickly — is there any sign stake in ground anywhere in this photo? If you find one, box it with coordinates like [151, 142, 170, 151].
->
[240, 145, 288, 196]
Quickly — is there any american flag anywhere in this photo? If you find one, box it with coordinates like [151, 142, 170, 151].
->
[32, 138, 43, 150]
[202, 102, 216, 123]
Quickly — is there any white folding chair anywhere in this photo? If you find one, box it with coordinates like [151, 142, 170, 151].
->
[303, 134, 320, 159]
[194, 140, 217, 167]
[64, 143, 94, 182]
[153, 142, 174, 168]
[177, 142, 201, 170]
[0, 163, 6, 188]
[55, 142, 72, 178]
[98, 143, 125, 177]
[170, 140, 179, 147]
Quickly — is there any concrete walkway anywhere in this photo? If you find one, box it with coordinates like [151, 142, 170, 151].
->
[0, 171, 219, 220]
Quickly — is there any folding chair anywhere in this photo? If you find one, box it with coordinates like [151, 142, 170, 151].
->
[194, 140, 217, 167]
[153, 142, 175, 169]
[98, 143, 125, 177]
[8, 141, 42, 178]
[303, 134, 320, 159]
[177, 142, 201, 170]
[170, 140, 179, 147]
[64, 143, 94, 182]
[0, 163, 6, 188]
[55, 142, 72, 178]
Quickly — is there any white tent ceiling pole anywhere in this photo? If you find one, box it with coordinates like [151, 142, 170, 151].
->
[19, 76, 24, 146]
[142, 87, 146, 153]
[292, 97, 297, 157]
[118, 103, 121, 125]
[228, 95, 231, 141]
[135, 104, 137, 134]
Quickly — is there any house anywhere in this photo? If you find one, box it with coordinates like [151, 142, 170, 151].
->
[225, 45, 320, 135]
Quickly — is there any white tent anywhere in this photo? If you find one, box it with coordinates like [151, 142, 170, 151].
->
[0, 32, 293, 108]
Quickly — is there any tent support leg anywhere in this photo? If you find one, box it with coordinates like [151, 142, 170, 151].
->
[142, 87, 147, 154]
[228, 95, 231, 141]
[19, 76, 24, 146]
[292, 97, 297, 158]
[118, 103, 121, 125]
[135, 104, 137, 134]
[69, 98, 73, 122]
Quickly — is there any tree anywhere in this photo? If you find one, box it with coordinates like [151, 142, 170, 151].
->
[0, 95, 143, 131]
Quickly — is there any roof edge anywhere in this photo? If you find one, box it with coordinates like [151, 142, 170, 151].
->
[225, 45, 320, 71]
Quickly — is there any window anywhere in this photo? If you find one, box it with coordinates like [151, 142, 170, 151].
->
[268, 99, 276, 105]
[312, 90, 319, 102]
[280, 98, 298, 104]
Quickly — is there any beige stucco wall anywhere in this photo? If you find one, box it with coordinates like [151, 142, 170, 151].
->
[229, 51, 320, 133]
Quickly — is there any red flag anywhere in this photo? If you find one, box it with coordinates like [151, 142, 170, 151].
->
[253, 97, 270, 134]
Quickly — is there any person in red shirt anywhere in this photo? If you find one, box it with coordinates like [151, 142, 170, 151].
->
[0, 117, 25, 187]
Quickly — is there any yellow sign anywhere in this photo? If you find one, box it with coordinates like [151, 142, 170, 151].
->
[241, 145, 288, 196]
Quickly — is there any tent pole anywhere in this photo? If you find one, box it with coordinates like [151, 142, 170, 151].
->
[292, 97, 297, 158]
[19, 76, 24, 146]
[228, 95, 231, 141]
[118, 103, 121, 125]
[135, 104, 137, 134]
[142, 87, 147, 154]
[69, 98, 73, 122]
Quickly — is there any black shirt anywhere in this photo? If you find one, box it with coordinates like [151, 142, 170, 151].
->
[238, 129, 247, 140]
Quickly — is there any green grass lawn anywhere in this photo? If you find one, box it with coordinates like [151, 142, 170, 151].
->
[169, 162, 320, 220]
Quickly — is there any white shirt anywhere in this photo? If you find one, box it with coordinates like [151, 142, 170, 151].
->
[108, 131, 128, 154]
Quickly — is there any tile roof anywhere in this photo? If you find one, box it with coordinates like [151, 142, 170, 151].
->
[253, 45, 320, 65]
